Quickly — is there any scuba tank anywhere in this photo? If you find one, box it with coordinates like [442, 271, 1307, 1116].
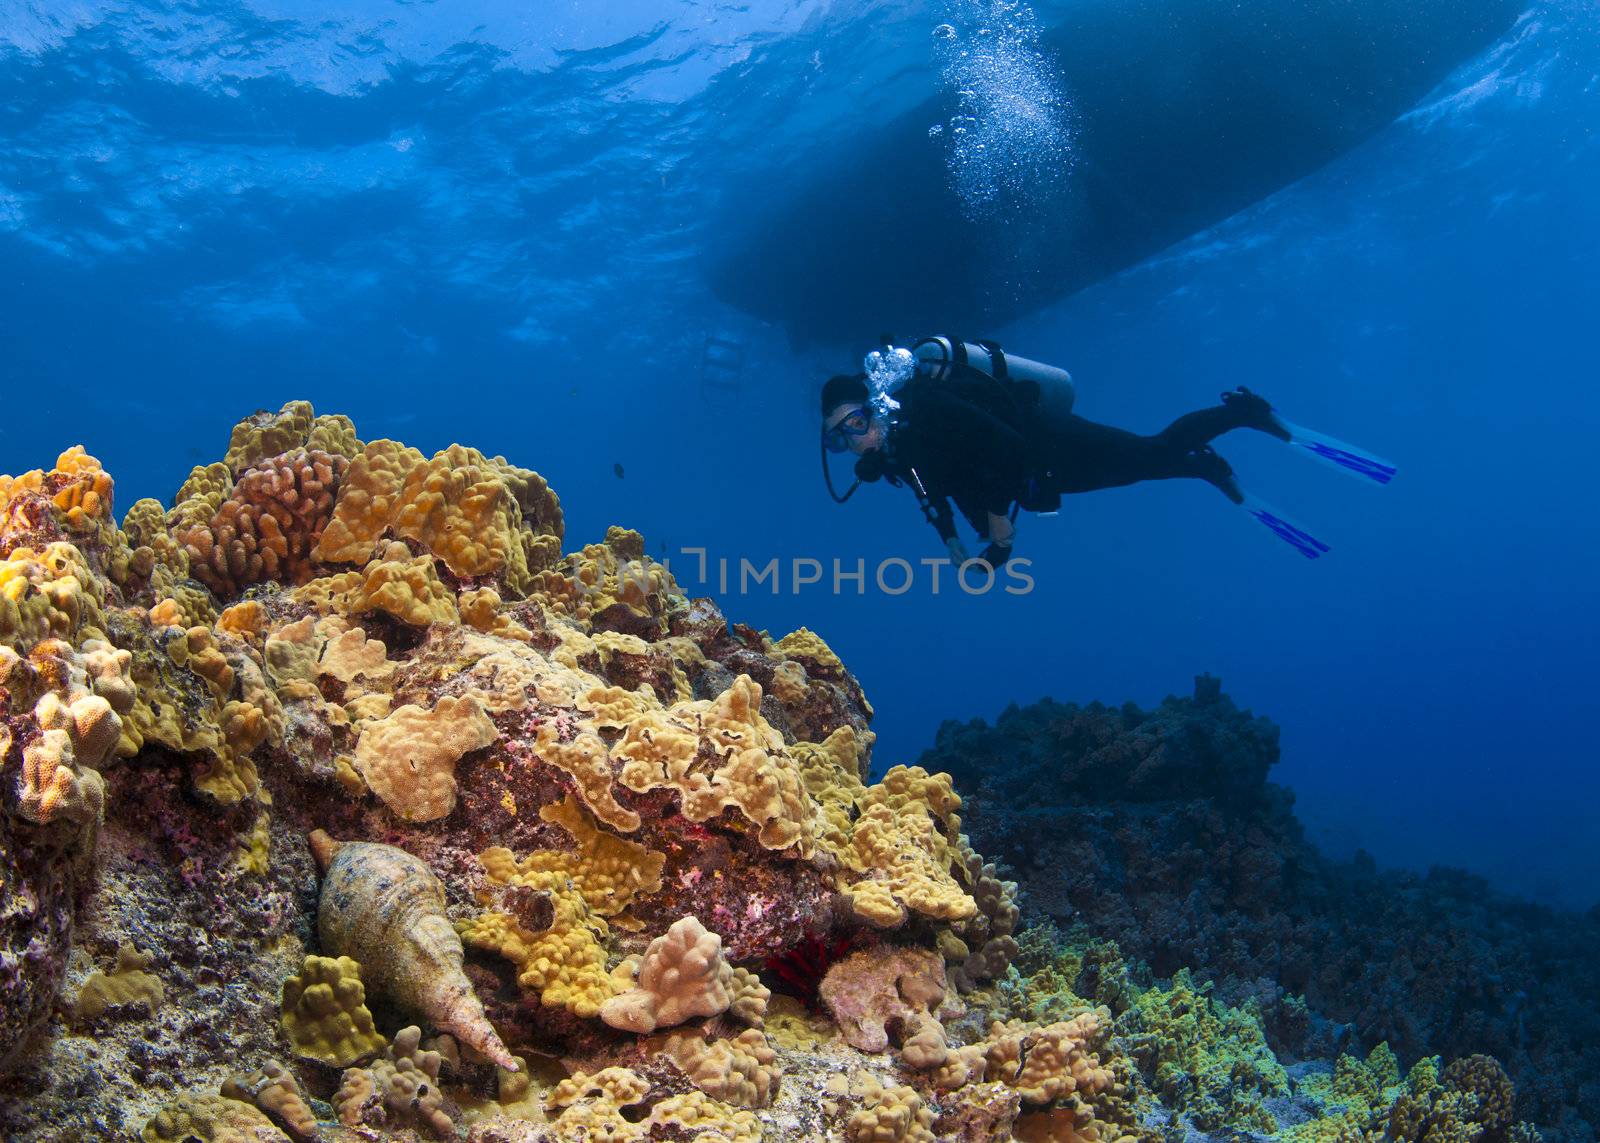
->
[908, 336, 1075, 422]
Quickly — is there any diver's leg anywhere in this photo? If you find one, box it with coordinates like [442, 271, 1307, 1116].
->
[1047, 415, 1239, 499]
[1158, 388, 1292, 450]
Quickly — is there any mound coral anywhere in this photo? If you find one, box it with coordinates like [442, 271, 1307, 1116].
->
[601, 915, 736, 1033]
[279, 954, 388, 1067]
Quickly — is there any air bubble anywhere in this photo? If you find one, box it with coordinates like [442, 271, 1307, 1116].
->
[931, 0, 1074, 219]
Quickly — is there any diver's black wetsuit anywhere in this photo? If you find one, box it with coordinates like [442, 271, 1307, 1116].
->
[873, 374, 1264, 550]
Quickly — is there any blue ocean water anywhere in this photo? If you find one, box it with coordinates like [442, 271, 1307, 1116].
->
[2, 0, 1595, 913]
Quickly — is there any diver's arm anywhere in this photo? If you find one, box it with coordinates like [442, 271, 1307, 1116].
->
[926, 494, 969, 563]
[980, 512, 1015, 567]
[899, 467, 968, 561]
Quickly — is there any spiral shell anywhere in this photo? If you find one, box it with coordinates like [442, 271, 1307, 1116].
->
[309, 830, 516, 1070]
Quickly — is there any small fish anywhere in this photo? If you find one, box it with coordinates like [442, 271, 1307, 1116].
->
[613, 462, 625, 479]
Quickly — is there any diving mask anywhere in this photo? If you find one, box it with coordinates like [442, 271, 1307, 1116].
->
[822, 407, 873, 453]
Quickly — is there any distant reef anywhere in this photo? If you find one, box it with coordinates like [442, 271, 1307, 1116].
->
[922, 677, 1599, 1140]
[0, 404, 1550, 1141]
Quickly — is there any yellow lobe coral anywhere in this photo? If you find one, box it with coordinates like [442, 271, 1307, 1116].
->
[614, 675, 817, 854]
[311, 832, 517, 1069]
[314, 439, 563, 594]
[279, 954, 388, 1067]
[729, 966, 772, 1028]
[16, 644, 124, 827]
[578, 682, 659, 731]
[72, 945, 163, 1021]
[529, 528, 674, 629]
[538, 792, 665, 917]
[263, 614, 321, 693]
[0, 542, 107, 652]
[354, 694, 498, 822]
[0, 446, 116, 540]
[297, 541, 460, 627]
[317, 624, 395, 685]
[533, 720, 641, 832]
[305, 411, 364, 460]
[600, 915, 735, 1033]
[1007, 1013, 1118, 1105]
[168, 462, 235, 532]
[546, 1067, 652, 1138]
[646, 1091, 763, 1143]
[312, 438, 426, 565]
[459, 849, 617, 1018]
[774, 625, 845, 675]
[391, 444, 548, 585]
[837, 766, 976, 929]
[459, 586, 533, 641]
[216, 601, 268, 641]
[935, 1011, 1125, 1128]
[846, 1074, 937, 1143]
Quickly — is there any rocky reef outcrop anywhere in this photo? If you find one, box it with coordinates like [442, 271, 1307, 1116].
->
[0, 405, 1549, 1141]
[923, 676, 1598, 1140]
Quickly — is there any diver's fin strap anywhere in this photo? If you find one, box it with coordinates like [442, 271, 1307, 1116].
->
[1276, 418, 1396, 485]
[1239, 492, 1330, 560]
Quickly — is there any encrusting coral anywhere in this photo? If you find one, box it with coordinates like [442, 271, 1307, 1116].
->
[0, 404, 1549, 1142]
[71, 943, 164, 1022]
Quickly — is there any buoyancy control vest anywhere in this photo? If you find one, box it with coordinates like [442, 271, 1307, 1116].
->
[825, 337, 1078, 536]
[905, 338, 1075, 514]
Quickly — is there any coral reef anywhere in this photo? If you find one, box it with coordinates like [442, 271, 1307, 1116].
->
[923, 676, 1589, 1138]
[0, 409, 1551, 1143]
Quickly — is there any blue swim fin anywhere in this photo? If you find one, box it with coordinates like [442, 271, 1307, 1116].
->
[1240, 491, 1331, 559]
[1273, 417, 1397, 486]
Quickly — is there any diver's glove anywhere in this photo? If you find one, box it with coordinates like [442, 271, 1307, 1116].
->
[945, 537, 970, 565]
[978, 541, 1013, 569]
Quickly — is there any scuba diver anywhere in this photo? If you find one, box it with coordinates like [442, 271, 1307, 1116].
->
[820, 337, 1394, 564]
